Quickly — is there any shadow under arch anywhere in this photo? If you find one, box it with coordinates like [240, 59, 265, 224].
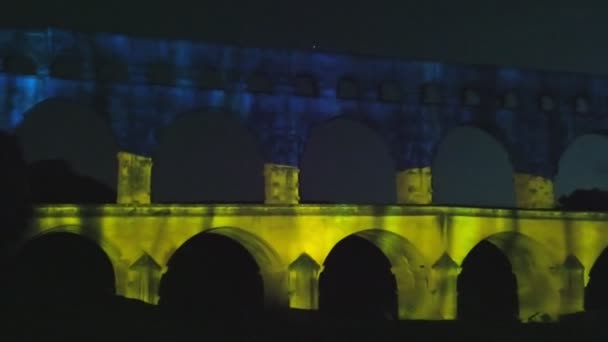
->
[319, 229, 430, 320]
[152, 111, 265, 203]
[459, 232, 560, 322]
[158, 227, 285, 320]
[299, 116, 396, 204]
[27, 225, 128, 293]
[585, 246, 608, 312]
[7, 231, 116, 317]
[15, 97, 120, 192]
[30, 225, 122, 264]
[432, 125, 515, 208]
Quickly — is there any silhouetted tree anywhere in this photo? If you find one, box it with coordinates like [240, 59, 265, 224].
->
[0, 131, 31, 252]
[27, 159, 116, 204]
[558, 188, 608, 211]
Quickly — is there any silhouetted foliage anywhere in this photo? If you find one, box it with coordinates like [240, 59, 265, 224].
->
[27, 159, 116, 203]
[558, 188, 608, 211]
[158, 233, 264, 321]
[0, 131, 31, 251]
[319, 235, 398, 320]
[457, 240, 519, 321]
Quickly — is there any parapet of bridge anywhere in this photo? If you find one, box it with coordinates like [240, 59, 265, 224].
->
[2, 28, 608, 321]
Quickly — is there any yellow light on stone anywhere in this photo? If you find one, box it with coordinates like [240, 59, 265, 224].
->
[513, 173, 554, 209]
[117, 152, 153, 205]
[264, 163, 300, 204]
[26, 203, 608, 317]
[396, 167, 432, 205]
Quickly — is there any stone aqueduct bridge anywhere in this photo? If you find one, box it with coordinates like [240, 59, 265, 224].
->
[2, 28, 608, 320]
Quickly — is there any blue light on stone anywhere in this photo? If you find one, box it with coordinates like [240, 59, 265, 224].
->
[1, 27, 608, 175]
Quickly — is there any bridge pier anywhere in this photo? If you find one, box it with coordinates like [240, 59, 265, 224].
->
[513, 173, 555, 209]
[261, 268, 289, 310]
[116, 151, 153, 205]
[396, 167, 433, 205]
[560, 255, 585, 314]
[264, 164, 300, 204]
[430, 253, 460, 320]
[288, 253, 321, 310]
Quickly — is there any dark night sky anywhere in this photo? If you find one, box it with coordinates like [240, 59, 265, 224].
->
[5, 1, 608, 205]
[5, 0, 608, 74]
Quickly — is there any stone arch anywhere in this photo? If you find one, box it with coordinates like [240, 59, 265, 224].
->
[152, 111, 265, 203]
[15, 98, 120, 196]
[432, 125, 515, 207]
[460, 232, 561, 321]
[299, 117, 396, 204]
[319, 229, 431, 320]
[555, 133, 608, 201]
[159, 227, 286, 318]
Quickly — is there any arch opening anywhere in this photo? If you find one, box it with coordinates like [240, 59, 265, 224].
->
[158, 228, 282, 320]
[457, 240, 519, 321]
[555, 134, 608, 208]
[458, 233, 560, 322]
[152, 113, 264, 203]
[585, 247, 608, 312]
[432, 126, 515, 207]
[319, 230, 429, 320]
[300, 118, 395, 204]
[6, 232, 116, 316]
[319, 234, 397, 320]
[2, 54, 37, 75]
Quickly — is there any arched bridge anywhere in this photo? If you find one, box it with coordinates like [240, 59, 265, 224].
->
[29, 204, 608, 321]
[2, 27, 608, 321]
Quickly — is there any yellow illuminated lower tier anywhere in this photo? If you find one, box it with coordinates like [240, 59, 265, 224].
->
[24, 204, 608, 321]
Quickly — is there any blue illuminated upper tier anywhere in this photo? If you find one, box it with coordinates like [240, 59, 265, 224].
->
[0, 27, 606, 177]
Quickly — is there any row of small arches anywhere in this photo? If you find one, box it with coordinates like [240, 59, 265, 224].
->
[0, 54, 593, 111]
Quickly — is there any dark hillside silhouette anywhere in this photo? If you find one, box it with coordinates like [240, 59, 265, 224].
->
[558, 188, 608, 211]
[27, 159, 116, 204]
